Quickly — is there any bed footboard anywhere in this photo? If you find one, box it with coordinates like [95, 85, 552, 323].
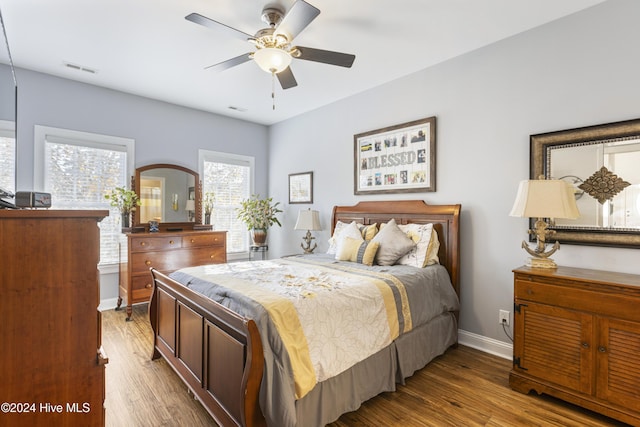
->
[149, 268, 265, 427]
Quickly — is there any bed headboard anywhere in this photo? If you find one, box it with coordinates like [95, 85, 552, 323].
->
[332, 200, 461, 299]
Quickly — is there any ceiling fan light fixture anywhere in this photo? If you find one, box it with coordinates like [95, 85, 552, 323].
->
[253, 47, 292, 74]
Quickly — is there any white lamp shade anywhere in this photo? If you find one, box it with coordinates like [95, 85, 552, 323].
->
[185, 199, 195, 211]
[510, 179, 580, 219]
[253, 47, 292, 73]
[294, 209, 321, 231]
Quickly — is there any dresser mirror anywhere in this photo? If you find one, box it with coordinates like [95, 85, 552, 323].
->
[531, 118, 640, 248]
[133, 163, 203, 230]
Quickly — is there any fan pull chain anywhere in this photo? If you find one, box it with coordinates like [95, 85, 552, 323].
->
[271, 71, 276, 110]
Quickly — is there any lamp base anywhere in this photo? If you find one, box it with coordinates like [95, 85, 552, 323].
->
[301, 230, 317, 254]
[527, 257, 557, 269]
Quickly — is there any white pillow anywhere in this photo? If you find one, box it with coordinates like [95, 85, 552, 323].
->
[327, 221, 350, 254]
[371, 218, 415, 266]
[397, 223, 440, 267]
[334, 221, 364, 260]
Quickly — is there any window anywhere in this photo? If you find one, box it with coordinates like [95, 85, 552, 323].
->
[35, 126, 134, 266]
[199, 150, 254, 255]
[0, 120, 15, 193]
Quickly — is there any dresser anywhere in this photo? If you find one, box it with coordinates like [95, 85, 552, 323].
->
[118, 230, 227, 319]
[511, 266, 640, 425]
[0, 210, 108, 426]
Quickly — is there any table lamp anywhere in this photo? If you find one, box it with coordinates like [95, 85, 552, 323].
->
[510, 178, 580, 268]
[294, 209, 322, 254]
[185, 199, 195, 222]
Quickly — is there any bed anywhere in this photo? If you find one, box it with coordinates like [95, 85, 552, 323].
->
[148, 200, 461, 427]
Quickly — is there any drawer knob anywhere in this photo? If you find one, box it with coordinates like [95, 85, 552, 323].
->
[140, 242, 146, 246]
[145, 260, 151, 266]
[581, 342, 590, 349]
[169, 240, 174, 245]
[191, 238, 195, 243]
[210, 254, 215, 259]
[145, 283, 152, 289]
[598, 346, 607, 353]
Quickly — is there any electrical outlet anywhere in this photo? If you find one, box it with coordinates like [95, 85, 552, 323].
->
[499, 310, 510, 326]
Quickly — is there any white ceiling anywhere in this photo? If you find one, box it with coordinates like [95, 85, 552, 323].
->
[1, 0, 604, 125]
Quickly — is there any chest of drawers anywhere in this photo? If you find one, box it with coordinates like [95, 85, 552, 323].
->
[118, 230, 227, 320]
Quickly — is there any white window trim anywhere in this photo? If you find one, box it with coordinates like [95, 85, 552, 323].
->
[199, 149, 255, 261]
[34, 125, 135, 192]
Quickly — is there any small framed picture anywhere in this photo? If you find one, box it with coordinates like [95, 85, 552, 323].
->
[289, 171, 313, 204]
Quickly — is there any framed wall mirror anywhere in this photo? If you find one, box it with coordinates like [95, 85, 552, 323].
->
[133, 163, 204, 231]
[531, 118, 640, 248]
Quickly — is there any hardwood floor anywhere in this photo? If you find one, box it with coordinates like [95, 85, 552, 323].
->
[103, 304, 629, 427]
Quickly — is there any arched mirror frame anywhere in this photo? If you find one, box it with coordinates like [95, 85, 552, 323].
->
[132, 163, 204, 231]
[531, 118, 640, 248]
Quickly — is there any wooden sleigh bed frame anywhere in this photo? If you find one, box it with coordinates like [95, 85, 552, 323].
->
[149, 200, 461, 427]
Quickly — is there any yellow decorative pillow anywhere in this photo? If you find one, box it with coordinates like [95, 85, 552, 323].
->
[358, 223, 378, 241]
[335, 237, 380, 266]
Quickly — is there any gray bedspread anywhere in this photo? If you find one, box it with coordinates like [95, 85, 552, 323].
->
[170, 254, 459, 427]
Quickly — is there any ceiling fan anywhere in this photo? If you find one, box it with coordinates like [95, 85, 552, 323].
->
[185, 0, 356, 91]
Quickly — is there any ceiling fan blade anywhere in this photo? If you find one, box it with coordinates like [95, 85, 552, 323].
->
[277, 67, 298, 90]
[205, 53, 253, 72]
[274, 0, 320, 42]
[185, 13, 253, 42]
[294, 46, 355, 68]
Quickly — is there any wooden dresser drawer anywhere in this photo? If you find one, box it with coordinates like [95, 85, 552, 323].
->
[515, 273, 640, 323]
[182, 232, 225, 248]
[131, 247, 226, 274]
[130, 235, 181, 252]
[131, 251, 179, 274]
[189, 246, 226, 265]
[131, 274, 154, 301]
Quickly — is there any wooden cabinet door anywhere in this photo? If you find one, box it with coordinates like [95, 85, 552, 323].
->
[596, 318, 640, 411]
[514, 301, 594, 394]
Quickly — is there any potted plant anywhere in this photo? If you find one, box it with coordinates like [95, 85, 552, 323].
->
[236, 194, 282, 245]
[105, 186, 141, 229]
[203, 192, 215, 225]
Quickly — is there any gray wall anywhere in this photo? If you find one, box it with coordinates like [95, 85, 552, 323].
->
[267, 0, 640, 350]
[15, 68, 268, 188]
[14, 68, 269, 303]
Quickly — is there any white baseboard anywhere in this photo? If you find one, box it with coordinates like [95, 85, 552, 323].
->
[458, 329, 512, 360]
[99, 297, 120, 312]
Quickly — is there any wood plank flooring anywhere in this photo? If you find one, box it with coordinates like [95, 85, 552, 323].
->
[103, 305, 629, 427]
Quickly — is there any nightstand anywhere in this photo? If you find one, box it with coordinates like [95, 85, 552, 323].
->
[249, 244, 268, 261]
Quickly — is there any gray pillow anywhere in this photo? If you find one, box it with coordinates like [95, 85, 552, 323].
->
[372, 218, 416, 266]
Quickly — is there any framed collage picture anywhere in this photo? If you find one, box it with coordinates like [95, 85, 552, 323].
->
[354, 116, 436, 195]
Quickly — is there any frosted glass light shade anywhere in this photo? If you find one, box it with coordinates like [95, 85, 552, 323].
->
[253, 47, 292, 73]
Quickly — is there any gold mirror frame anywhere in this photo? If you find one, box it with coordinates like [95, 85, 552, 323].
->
[132, 163, 203, 231]
[530, 118, 640, 248]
